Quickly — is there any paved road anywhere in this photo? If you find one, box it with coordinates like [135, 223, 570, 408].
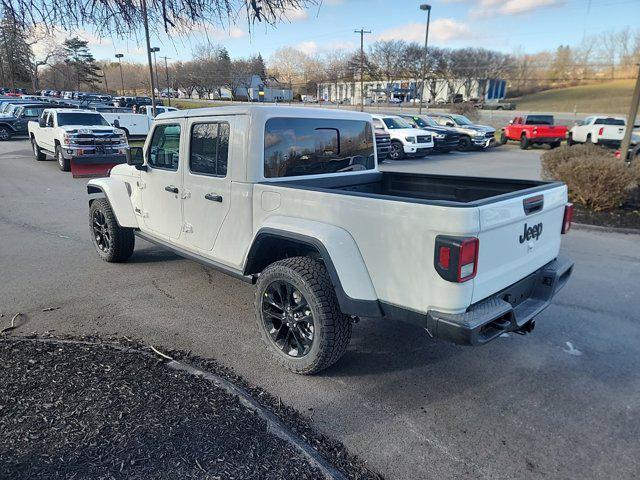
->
[1, 139, 639, 479]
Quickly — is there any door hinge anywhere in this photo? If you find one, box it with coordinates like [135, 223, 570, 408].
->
[134, 207, 149, 218]
[182, 222, 193, 233]
[137, 181, 146, 189]
[181, 190, 191, 200]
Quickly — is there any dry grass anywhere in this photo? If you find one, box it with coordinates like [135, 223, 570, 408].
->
[512, 80, 635, 114]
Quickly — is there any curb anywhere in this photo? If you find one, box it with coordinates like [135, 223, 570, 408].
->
[573, 222, 640, 235]
[0, 337, 347, 480]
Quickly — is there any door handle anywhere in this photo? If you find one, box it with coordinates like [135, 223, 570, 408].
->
[165, 185, 179, 194]
[205, 193, 223, 202]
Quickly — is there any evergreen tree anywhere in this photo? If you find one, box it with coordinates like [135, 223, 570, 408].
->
[62, 36, 102, 90]
[0, 10, 33, 88]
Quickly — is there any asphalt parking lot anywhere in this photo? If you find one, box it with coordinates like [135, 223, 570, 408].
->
[1, 139, 639, 479]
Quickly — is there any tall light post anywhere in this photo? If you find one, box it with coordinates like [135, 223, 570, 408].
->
[115, 53, 125, 96]
[150, 47, 160, 97]
[418, 4, 431, 115]
[141, 0, 157, 116]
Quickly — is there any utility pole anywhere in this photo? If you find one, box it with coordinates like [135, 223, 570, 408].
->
[418, 4, 431, 115]
[354, 28, 371, 112]
[115, 53, 125, 96]
[162, 56, 171, 106]
[151, 47, 160, 96]
[620, 63, 640, 163]
[141, 0, 157, 116]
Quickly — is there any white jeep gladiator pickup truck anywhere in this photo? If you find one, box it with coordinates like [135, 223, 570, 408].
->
[28, 109, 128, 172]
[86, 106, 574, 374]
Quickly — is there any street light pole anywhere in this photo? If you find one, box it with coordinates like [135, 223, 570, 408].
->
[418, 4, 431, 115]
[151, 47, 160, 97]
[140, 0, 157, 116]
[115, 53, 125, 96]
[162, 56, 172, 107]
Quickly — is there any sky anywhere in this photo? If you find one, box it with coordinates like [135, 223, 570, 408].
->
[45, 0, 640, 64]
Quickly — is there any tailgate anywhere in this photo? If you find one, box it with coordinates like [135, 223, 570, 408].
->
[603, 125, 625, 140]
[535, 125, 566, 137]
[472, 185, 567, 303]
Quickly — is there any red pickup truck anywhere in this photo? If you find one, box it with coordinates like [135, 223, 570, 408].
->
[500, 114, 567, 150]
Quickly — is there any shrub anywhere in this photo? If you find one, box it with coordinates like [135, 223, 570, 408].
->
[541, 144, 637, 211]
[448, 102, 480, 122]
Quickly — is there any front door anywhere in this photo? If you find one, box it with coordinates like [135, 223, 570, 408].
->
[139, 122, 184, 240]
[181, 118, 233, 252]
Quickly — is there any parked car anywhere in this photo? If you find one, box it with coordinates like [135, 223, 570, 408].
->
[85, 105, 574, 374]
[100, 105, 178, 137]
[371, 114, 434, 160]
[396, 113, 461, 153]
[500, 115, 568, 150]
[0, 103, 58, 140]
[568, 116, 626, 148]
[28, 108, 128, 175]
[427, 113, 496, 151]
[475, 101, 516, 110]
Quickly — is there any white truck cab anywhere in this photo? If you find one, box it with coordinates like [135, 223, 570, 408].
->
[101, 105, 179, 137]
[87, 106, 574, 374]
[371, 114, 434, 160]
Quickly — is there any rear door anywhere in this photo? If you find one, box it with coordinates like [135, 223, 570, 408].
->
[472, 185, 567, 303]
[180, 116, 234, 252]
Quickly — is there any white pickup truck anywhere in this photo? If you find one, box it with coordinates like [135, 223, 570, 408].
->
[101, 105, 179, 137]
[86, 106, 574, 374]
[28, 109, 128, 172]
[568, 116, 626, 148]
[371, 114, 434, 160]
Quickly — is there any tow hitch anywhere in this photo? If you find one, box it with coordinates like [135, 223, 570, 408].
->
[515, 320, 535, 335]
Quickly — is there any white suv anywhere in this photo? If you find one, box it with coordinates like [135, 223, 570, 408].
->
[371, 114, 434, 160]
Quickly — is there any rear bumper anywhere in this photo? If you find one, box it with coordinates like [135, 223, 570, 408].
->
[426, 256, 573, 346]
[529, 136, 564, 143]
[597, 139, 621, 148]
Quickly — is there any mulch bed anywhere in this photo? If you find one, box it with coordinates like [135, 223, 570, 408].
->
[573, 204, 640, 231]
[0, 337, 381, 480]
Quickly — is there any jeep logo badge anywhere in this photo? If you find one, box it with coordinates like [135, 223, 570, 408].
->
[519, 222, 543, 244]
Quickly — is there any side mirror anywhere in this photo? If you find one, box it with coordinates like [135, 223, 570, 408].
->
[126, 146, 145, 169]
[446, 122, 455, 127]
[113, 119, 120, 128]
[38, 117, 46, 127]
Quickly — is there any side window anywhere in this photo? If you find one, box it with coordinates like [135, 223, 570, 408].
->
[372, 118, 384, 129]
[46, 113, 54, 127]
[189, 122, 229, 177]
[148, 123, 181, 171]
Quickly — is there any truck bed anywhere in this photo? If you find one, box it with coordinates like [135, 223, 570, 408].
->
[272, 171, 561, 206]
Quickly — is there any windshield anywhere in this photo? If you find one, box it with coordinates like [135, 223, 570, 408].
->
[407, 116, 428, 128]
[594, 117, 625, 126]
[450, 115, 473, 126]
[57, 113, 110, 126]
[525, 115, 554, 125]
[383, 117, 412, 129]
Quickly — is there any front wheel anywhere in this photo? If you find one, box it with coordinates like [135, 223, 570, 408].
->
[520, 135, 530, 150]
[89, 198, 135, 262]
[56, 145, 70, 171]
[255, 257, 352, 375]
[499, 131, 508, 144]
[458, 136, 473, 151]
[567, 133, 575, 146]
[388, 141, 405, 160]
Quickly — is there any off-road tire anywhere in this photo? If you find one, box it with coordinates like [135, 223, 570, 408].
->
[458, 136, 473, 151]
[499, 131, 508, 144]
[550, 141, 562, 149]
[567, 133, 575, 146]
[255, 256, 352, 375]
[89, 198, 135, 263]
[520, 134, 530, 150]
[388, 141, 405, 160]
[56, 144, 70, 171]
[0, 126, 11, 141]
[31, 137, 46, 161]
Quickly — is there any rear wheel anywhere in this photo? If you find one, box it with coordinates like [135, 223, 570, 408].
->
[520, 134, 530, 150]
[586, 133, 593, 144]
[567, 133, 575, 146]
[89, 198, 135, 263]
[550, 141, 562, 149]
[255, 257, 352, 375]
[55, 145, 70, 171]
[388, 141, 405, 160]
[31, 137, 46, 161]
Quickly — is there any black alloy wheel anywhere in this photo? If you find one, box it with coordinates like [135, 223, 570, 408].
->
[261, 280, 315, 358]
[92, 209, 111, 253]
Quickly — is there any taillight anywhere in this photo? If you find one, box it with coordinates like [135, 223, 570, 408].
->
[434, 236, 479, 283]
[533, 127, 538, 134]
[599, 127, 604, 136]
[562, 203, 574, 234]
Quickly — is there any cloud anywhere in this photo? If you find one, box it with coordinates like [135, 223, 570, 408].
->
[471, 0, 565, 17]
[377, 19, 470, 44]
[297, 41, 318, 55]
[282, 6, 309, 22]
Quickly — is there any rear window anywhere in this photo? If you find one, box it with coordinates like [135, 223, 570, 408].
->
[594, 117, 625, 126]
[525, 115, 554, 125]
[264, 117, 375, 178]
